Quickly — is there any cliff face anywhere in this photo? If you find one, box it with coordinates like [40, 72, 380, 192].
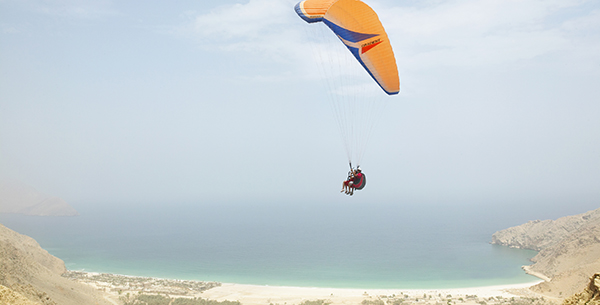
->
[563, 273, 600, 305]
[0, 181, 78, 216]
[491, 208, 600, 299]
[0, 285, 38, 305]
[0, 223, 111, 305]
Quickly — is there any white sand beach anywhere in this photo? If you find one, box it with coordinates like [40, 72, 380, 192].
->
[199, 281, 546, 305]
[65, 272, 550, 305]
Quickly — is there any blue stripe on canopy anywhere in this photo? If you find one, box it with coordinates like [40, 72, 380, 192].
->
[323, 19, 379, 43]
[295, 3, 323, 23]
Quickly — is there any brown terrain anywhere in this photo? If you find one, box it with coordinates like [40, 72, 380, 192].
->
[492, 208, 600, 299]
[0, 223, 112, 305]
[0, 181, 78, 216]
[563, 273, 600, 305]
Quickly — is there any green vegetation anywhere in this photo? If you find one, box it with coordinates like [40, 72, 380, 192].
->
[120, 294, 241, 305]
[361, 299, 385, 305]
[355, 295, 553, 305]
[269, 300, 331, 305]
[118, 293, 553, 305]
[63, 271, 220, 296]
[172, 298, 241, 305]
[298, 301, 331, 305]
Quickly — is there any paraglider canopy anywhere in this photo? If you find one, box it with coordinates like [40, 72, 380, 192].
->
[295, 0, 400, 95]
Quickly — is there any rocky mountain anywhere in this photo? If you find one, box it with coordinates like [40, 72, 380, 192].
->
[492, 208, 600, 299]
[0, 181, 78, 216]
[0, 285, 38, 305]
[0, 223, 111, 305]
[563, 273, 600, 305]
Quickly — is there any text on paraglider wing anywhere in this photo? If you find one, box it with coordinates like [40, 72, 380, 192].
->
[361, 38, 382, 54]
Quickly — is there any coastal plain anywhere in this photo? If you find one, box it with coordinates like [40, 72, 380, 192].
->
[65, 271, 549, 305]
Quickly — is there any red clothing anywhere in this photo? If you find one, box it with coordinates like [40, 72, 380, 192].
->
[353, 173, 365, 189]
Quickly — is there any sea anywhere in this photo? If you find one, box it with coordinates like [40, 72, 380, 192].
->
[1, 200, 580, 289]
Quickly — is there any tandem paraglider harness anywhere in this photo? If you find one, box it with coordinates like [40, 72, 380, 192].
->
[347, 163, 366, 191]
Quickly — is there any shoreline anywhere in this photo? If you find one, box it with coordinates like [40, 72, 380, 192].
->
[65, 271, 549, 305]
[65, 269, 544, 292]
[522, 265, 552, 282]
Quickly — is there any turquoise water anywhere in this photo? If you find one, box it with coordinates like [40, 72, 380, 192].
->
[0, 202, 541, 289]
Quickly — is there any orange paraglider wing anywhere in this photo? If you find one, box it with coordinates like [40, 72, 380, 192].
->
[295, 0, 399, 95]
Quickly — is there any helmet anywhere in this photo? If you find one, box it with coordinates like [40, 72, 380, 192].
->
[356, 166, 361, 172]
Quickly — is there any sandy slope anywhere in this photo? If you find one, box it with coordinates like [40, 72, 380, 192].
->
[0, 223, 112, 305]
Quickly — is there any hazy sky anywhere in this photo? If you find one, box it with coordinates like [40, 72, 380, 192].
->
[1, 0, 599, 209]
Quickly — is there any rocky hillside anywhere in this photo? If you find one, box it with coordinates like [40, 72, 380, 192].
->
[0, 285, 38, 305]
[0, 181, 78, 216]
[0, 223, 111, 305]
[492, 208, 600, 299]
[563, 273, 600, 305]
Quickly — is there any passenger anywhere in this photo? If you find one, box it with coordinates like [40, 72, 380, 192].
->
[341, 168, 356, 194]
